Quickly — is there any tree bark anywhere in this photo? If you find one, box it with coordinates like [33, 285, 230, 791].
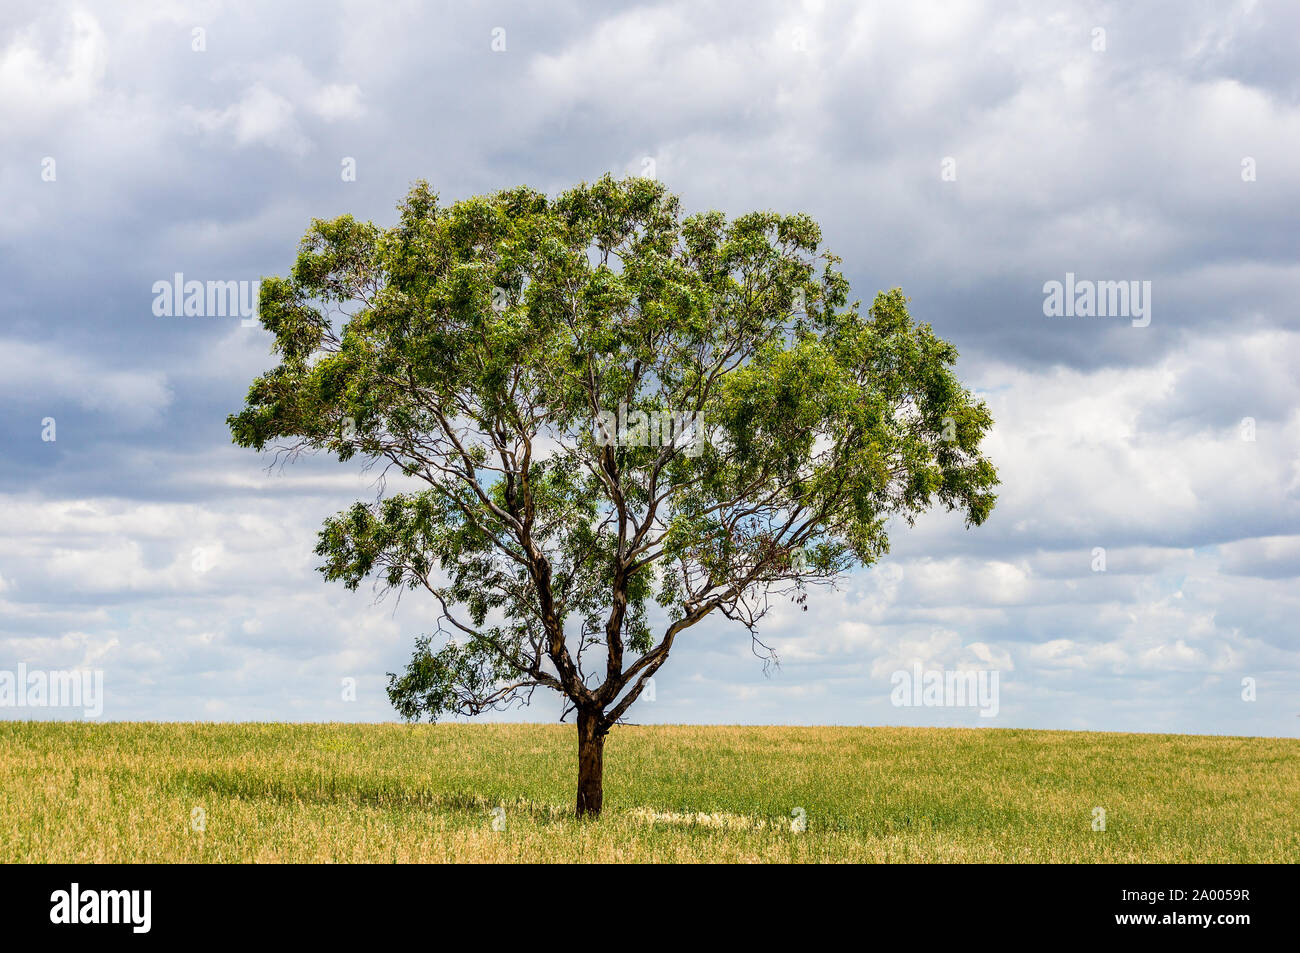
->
[576, 708, 605, 818]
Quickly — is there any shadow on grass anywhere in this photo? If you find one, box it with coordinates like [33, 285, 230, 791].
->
[174, 768, 817, 831]
[173, 768, 1033, 835]
[175, 767, 572, 821]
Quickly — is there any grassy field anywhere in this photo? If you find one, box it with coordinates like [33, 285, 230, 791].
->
[0, 722, 1296, 863]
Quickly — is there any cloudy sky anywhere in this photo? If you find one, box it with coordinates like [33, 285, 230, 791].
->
[2, 0, 1297, 734]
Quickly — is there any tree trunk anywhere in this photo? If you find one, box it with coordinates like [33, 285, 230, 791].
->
[576, 708, 605, 818]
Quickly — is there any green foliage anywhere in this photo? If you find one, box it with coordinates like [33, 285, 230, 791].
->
[228, 175, 999, 727]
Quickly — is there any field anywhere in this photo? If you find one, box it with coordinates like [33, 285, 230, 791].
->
[1, 722, 1296, 863]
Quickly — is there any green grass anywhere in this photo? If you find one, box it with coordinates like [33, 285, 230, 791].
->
[1, 722, 1295, 862]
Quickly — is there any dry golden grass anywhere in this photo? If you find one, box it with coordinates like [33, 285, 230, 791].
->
[1, 722, 1295, 862]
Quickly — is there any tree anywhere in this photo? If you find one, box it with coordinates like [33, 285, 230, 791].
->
[228, 175, 998, 817]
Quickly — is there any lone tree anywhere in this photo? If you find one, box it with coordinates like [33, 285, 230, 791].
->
[229, 175, 998, 817]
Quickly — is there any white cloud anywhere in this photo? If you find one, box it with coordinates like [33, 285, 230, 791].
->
[184, 83, 312, 155]
[0, 7, 105, 120]
[310, 82, 363, 120]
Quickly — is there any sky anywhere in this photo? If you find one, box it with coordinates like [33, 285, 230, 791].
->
[1, 0, 1297, 735]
